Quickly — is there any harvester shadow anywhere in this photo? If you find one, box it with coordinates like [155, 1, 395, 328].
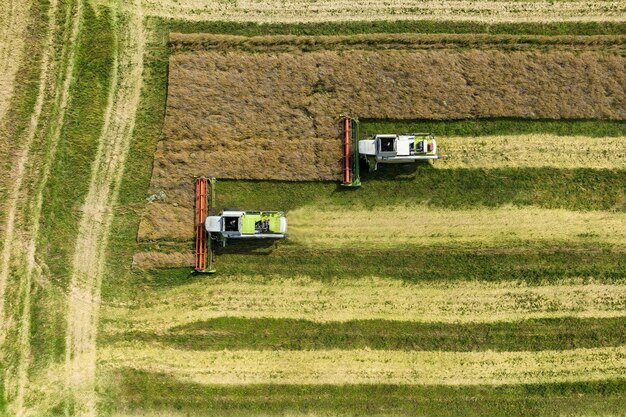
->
[334, 161, 435, 193]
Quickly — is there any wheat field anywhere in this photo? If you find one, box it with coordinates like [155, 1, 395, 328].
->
[1, 0, 625, 416]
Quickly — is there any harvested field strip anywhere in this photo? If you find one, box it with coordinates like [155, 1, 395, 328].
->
[0, 0, 30, 123]
[102, 277, 626, 331]
[424, 135, 626, 169]
[140, 0, 626, 23]
[288, 206, 626, 249]
[171, 33, 626, 53]
[110, 372, 626, 417]
[102, 317, 626, 352]
[101, 344, 626, 385]
[135, 246, 626, 281]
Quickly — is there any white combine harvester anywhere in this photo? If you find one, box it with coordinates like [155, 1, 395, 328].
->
[341, 117, 444, 187]
[358, 132, 441, 171]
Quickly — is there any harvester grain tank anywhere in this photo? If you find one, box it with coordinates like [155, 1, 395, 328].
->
[194, 177, 287, 273]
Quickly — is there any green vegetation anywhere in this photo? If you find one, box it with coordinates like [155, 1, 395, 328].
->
[134, 245, 625, 286]
[108, 370, 626, 417]
[362, 119, 626, 137]
[211, 168, 626, 212]
[31, 3, 114, 370]
[102, 316, 626, 352]
[156, 18, 626, 37]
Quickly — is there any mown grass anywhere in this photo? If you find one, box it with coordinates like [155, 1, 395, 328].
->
[32, 3, 114, 369]
[101, 316, 626, 352]
[362, 119, 626, 137]
[105, 370, 626, 417]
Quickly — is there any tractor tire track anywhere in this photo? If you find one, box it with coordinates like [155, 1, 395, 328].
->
[13, 0, 83, 415]
[0, 0, 60, 349]
[64, 1, 144, 415]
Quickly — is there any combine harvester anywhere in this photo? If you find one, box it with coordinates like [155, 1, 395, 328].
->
[194, 177, 287, 273]
[341, 116, 444, 187]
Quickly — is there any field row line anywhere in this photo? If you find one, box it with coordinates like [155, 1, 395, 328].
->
[100, 344, 626, 386]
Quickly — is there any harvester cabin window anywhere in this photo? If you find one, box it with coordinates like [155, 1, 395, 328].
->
[224, 217, 239, 231]
[380, 137, 395, 152]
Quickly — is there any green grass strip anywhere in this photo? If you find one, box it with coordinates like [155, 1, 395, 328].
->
[137, 245, 625, 287]
[32, 3, 114, 368]
[106, 370, 626, 417]
[213, 168, 625, 212]
[103, 22, 170, 303]
[155, 18, 626, 37]
[101, 316, 626, 352]
[362, 119, 626, 137]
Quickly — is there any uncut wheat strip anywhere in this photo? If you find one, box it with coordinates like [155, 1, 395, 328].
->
[433, 135, 626, 169]
[100, 344, 626, 386]
[0, 0, 31, 124]
[287, 206, 626, 250]
[101, 277, 626, 334]
[137, 0, 626, 23]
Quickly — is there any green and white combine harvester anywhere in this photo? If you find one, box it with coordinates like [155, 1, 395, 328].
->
[194, 177, 287, 273]
[341, 117, 444, 187]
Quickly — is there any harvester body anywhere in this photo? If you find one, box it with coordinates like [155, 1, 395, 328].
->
[359, 133, 441, 171]
[206, 210, 287, 241]
[194, 177, 287, 273]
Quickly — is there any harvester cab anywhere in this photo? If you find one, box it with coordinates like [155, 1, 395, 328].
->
[194, 177, 287, 274]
